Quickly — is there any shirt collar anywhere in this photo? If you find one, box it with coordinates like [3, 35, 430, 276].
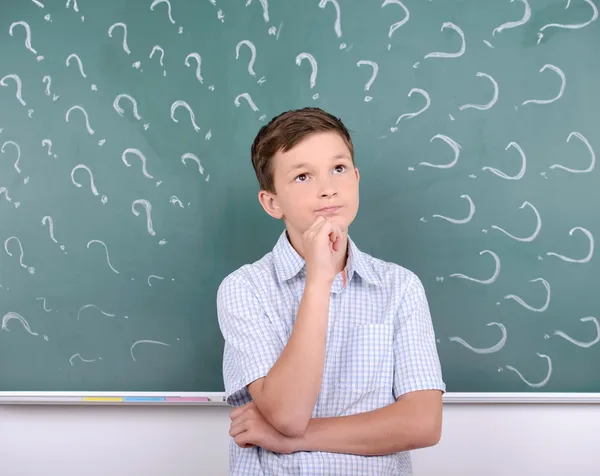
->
[272, 229, 382, 286]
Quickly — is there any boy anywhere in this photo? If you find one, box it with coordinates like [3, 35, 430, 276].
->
[217, 107, 446, 475]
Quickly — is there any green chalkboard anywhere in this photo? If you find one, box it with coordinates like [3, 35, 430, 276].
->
[1, 0, 599, 396]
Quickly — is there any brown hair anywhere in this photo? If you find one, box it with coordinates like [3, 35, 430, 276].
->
[250, 107, 354, 193]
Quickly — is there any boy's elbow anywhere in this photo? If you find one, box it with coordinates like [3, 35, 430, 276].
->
[269, 408, 309, 437]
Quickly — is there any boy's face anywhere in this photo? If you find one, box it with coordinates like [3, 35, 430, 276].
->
[258, 131, 360, 239]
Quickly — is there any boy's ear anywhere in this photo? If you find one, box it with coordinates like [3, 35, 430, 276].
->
[257, 190, 283, 219]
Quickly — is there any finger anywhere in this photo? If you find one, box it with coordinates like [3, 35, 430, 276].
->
[229, 403, 250, 420]
[234, 431, 254, 449]
[229, 420, 246, 438]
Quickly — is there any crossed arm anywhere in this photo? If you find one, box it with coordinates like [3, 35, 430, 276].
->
[231, 381, 442, 455]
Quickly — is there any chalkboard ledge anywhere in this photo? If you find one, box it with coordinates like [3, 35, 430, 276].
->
[443, 393, 600, 404]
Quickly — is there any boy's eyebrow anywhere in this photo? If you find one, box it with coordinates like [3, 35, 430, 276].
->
[286, 154, 351, 173]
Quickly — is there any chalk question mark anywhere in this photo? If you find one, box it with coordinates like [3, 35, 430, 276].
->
[42, 216, 66, 252]
[236, 40, 266, 84]
[132, 199, 156, 236]
[4, 236, 35, 274]
[295, 53, 319, 100]
[185, 53, 204, 84]
[108, 22, 131, 54]
[70, 164, 108, 204]
[318, 0, 346, 49]
[9, 21, 44, 61]
[42, 76, 59, 101]
[381, 0, 410, 50]
[356, 60, 378, 102]
[41, 139, 57, 158]
[149, 45, 167, 76]
[150, 0, 182, 33]
[1, 74, 27, 107]
[113, 94, 148, 129]
[234, 93, 264, 120]
[66, 53, 97, 91]
[171, 100, 202, 132]
[66, 105, 104, 145]
[121, 148, 157, 184]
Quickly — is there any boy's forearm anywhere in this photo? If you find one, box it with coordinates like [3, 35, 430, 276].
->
[291, 393, 442, 455]
[260, 279, 331, 436]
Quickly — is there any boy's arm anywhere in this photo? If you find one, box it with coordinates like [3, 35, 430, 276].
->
[292, 389, 442, 455]
[247, 278, 331, 437]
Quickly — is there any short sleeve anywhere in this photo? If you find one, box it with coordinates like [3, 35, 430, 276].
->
[393, 273, 446, 399]
[216, 274, 283, 406]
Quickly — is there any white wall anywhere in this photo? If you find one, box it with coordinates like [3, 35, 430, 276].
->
[1, 403, 599, 476]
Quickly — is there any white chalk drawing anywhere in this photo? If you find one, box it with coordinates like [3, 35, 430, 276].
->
[482, 141, 527, 180]
[4, 237, 35, 274]
[424, 22, 466, 59]
[318, 0, 345, 48]
[483, 40, 494, 48]
[0, 187, 19, 208]
[132, 199, 156, 236]
[121, 148, 154, 179]
[546, 226, 594, 263]
[170, 196, 185, 208]
[459, 72, 499, 111]
[36, 297, 52, 312]
[32, 0, 44, 7]
[149, 45, 166, 76]
[381, 0, 409, 50]
[148, 275, 165, 286]
[491, 201, 541, 242]
[236, 40, 258, 78]
[419, 134, 461, 169]
[505, 354, 552, 387]
[521, 64, 566, 106]
[185, 53, 203, 83]
[150, 0, 176, 24]
[65, 105, 95, 135]
[393, 88, 430, 130]
[171, 100, 201, 132]
[87, 240, 120, 274]
[246, 0, 269, 22]
[504, 278, 551, 312]
[550, 132, 595, 174]
[69, 353, 96, 366]
[42, 216, 65, 250]
[71, 164, 108, 204]
[130, 339, 170, 361]
[449, 322, 507, 353]
[553, 316, 600, 348]
[234, 93, 259, 112]
[1, 140, 22, 174]
[41, 139, 56, 158]
[65, 53, 87, 78]
[9, 21, 43, 61]
[493, 0, 531, 36]
[77, 304, 115, 320]
[450, 250, 500, 284]
[1, 74, 26, 106]
[66, 0, 79, 12]
[1, 312, 39, 336]
[356, 60, 378, 102]
[295, 53, 319, 99]
[432, 194, 475, 224]
[113, 94, 142, 121]
[537, 0, 598, 44]
[181, 153, 204, 174]
[108, 22, 131, 54]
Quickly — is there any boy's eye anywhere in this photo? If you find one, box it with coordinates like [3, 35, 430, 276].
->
[334, 164, 346, 173]
[295, 173, 308, 182]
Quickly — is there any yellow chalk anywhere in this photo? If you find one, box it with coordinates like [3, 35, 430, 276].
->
[82, 397, 123, 402]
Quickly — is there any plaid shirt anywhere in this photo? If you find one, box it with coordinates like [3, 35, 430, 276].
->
[217, 230, 446, 475]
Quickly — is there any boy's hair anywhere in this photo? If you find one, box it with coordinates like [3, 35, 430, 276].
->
[250, 107, 354, 193]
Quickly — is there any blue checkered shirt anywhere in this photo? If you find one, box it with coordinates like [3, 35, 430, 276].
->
[217, 230, 446, 475]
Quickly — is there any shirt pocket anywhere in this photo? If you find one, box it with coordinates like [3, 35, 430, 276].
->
[332, 323, 394, 394]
